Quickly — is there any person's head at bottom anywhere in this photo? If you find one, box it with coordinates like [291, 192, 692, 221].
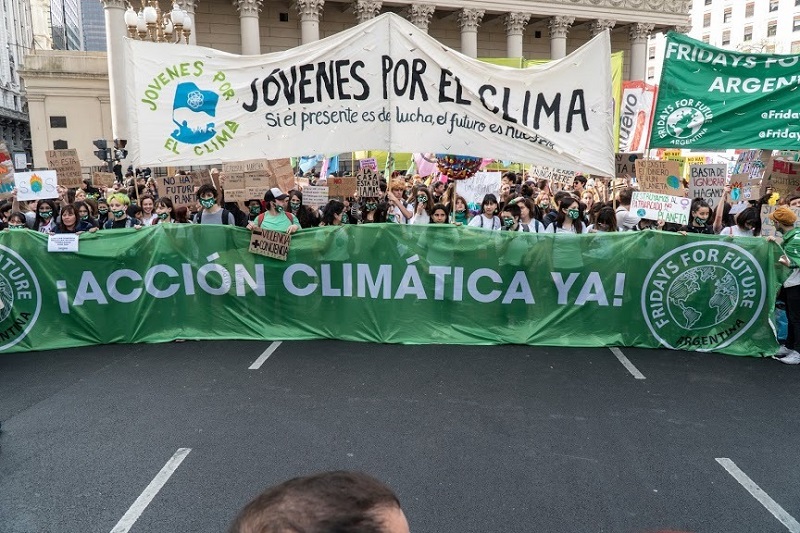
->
[228, 470, 410, 533]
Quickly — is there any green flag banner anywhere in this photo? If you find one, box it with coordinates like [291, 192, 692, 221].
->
[0, 225, 784, 356]
[652, 32, 800, 149]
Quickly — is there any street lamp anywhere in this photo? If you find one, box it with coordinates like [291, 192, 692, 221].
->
[124, 1, 192, 43]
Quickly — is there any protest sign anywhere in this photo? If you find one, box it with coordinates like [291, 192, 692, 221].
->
[688, 164, 726, 208]
[359, 158, 378, 171]
[0, 142, 14, 198]
[249, 229, 291, 261]
[222, 159, 269, 174]
[615, 153, 641, 178]
[762, 157, 800, 199]
[302, 186, 329, 208]
[635, 160, 684, 196]
[663, 154, 686, 179]
[267, 158, 296, 192]
[192, 169, 214, 186]
[245, 170, 270, 190]
[158, 173, 195, 208]
[45, 149, 83, 188]
[760, 205, 800, 237]
[125, 13, 614, 177]
[685, 155, 707, 167]
[47, 234, 79, 253]
[618, 81, 656, 153]
[296, 177, 310, 189]
[14, 171, 58, 201]
[357, 168, 380, 198]
[630, 191, 691, 225]
[459, 172, 501, 210]
[528, 164, 575, 189]
[92, 172, 116, 188]
[729, 174, 761, 202]
[328, 176, 357, 198]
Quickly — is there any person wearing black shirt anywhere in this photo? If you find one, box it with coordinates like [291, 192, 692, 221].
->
[679, 198, 715, 234]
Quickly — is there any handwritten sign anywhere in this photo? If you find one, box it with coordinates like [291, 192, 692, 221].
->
[15, 171, 58, 201]
[630, 191, 691, 225]
[615, 153, 641, 178]
[302, 186, 329, 208]
[688, 164, 726, 207]
[0, 142, 14, 198]
[760, 205, 800, 237]
[222, 159, 268, 174]
[459, 172, 500, 210]
[192, 169, 213, 186]
[359, 158, 378, 171]
[328, 176, 357, 198]
[158, 173, 195, 208]
[356, 168, 380, 198]
[635, 159, 684, 196]
[245, 170, 270, 190]
[249, 229, 291, 261]
[47, 234, 79, 253]
[729, 174, 761, 202]
[92, 171, 116, 188]
[529, 164, 575, 189]
[45, 149, 83, 188]
[269, 158, 296, 192]
[762, 157, 800, 199]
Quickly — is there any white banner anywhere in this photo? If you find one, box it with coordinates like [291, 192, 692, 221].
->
[125, 13, 613, 176]
[458, 172, 501, 210]
[630, 191, 691, 225]
[618, 81, 656, 153]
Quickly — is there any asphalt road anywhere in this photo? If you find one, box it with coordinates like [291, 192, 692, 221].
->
[1, 340, 799, 533]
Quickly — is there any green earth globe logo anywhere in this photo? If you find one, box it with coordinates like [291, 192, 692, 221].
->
[666, 107, 705, 139]
[667, 266, 738, 330]
[0, 274, 13, 323]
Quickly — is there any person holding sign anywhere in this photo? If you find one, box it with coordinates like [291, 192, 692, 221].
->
[768, 207, 800, 364]
[410, 188, 434, 225]
[288, 191, 320, 228]
[55, 205, 96, 234]
[246, 188, 299, 234]
[544, 197, 586, 234]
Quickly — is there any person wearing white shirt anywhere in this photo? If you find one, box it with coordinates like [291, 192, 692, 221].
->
[545, 197, 586, 234]
[468, 193, 501, 230]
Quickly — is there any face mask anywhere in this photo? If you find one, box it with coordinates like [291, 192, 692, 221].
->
[341, 212, 348, 224]
[98, 208, 108, 215]
[39, 211, 53, 219]
[111, 209, 125, 218]
[289, 201, 301, 212]
[9, 224, 24, 229]
[200, 198, 216, 209]
[503, 217, 515, 228]
[694, 217, 707, 225]
[568, 209, 580, 220]
[249, 206, 261, 215]
[277, 206, 284, 213]
[366, 202, 377, 211]
[80, 215, 89, 221]
[539, 203, 549, 210]
[417, 196, 427, 204]
[157, 212, 169, 220]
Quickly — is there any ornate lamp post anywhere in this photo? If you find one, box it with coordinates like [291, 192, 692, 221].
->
[124, 2, 192, 44]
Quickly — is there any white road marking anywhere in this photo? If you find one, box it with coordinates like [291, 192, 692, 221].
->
[109, 448, 191, 533]
[249, 341, 282, 370]
[609, 347, 646, 380]
[716, 458, 800, 533]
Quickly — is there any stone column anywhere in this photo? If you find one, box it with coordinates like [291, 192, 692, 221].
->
[549, 15, 574, 59]
[408, 4, 435, 33]
[297, 0, 325, 44]
[234, 0, 262, 54]
[504, 12, 530, 58]
[177, 0, 197, 45]
[589, 19, 615, 38]
[458, 8, 484, 58]
[673, 24, 692, 34]
[629, 23, 654, 81]
[101, 0, 129, 142]
[354, 0, 381, 24]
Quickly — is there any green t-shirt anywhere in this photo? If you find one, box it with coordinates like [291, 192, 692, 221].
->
[259, 211, 292, 232]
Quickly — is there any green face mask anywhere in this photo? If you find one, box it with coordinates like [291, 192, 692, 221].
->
[111, 209, 126, 218]
[289, 201, 301, 212]
[98, 209, 109, 215]
[539, 203, 550, 210]
[568, 209, 580, 220]
[200, 198, 216, 209]
[503, 217, 515, 228]
[366, 202, 378, 211]
[80, 215, 89, 221]
[157, 212, 169, 220]
[9, 224, 25, 229]
[417, 195, 427, 204]
[694, 217, 707, 225]
[249, 206, 261, 215]
[341, 212, 349, 224]
[277, 206, 284, 213]
[39, 210, 53, 219]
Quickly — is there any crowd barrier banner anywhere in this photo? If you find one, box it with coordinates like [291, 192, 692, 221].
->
[652, 32, 800, 149]
[125, 12, 614, 176]
[0, 225, 784, 356]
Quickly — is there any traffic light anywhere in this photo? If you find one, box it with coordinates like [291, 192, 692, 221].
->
[114, 139, 128, 160]
[93, 139, 108, 162]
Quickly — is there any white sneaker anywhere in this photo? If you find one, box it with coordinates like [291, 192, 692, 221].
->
[776, 345, 793, 357]
[776, 350, 800, 364]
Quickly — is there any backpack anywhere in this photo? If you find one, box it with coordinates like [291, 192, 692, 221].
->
[255, 211, 294, 227]
[477, 215, 501, 230]
[195, 208, 232, 225]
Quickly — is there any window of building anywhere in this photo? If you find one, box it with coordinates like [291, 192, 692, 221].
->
[796, 0, 800, 7]
[648, 46, 656, 59]
[793, 41, 800, 52]
[723, 8, 732, 23]
[746, 2, 754, 17]
[770, 0, 779, 12]
[703, 13, 711, 27]
[722, 30, 731, 45]
[768, 20, 778, 36]
[53, 140, 68, 150]
[704, 0, 712, 5]
[795, 16, 800, 32]
[49, 116, 67, 128]
[744, 25, 753, 41]
[702, 34, 710, 43]
[647, 66, 655, 79]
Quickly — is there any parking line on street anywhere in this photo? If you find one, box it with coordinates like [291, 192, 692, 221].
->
[249, 341, 282, 370]
[609, 347, 646, 380]
[109, 447, 191, 533]
[716, 457, 800, 533]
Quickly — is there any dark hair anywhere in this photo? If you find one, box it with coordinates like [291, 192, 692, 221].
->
[34, 199, 58, 230]
[196, 184, 218, 200]
[595, 206, 618, 232]
[690, 198, 710, 216]
[573, 175, 588, 186]
[8, 211, 26, 226]
[228, 471, 402, 533]
[139, 194, 155, 210]
[555, 196, 584, 234]
[73, 201, 92, 218]
[415, 187, 434, 215]
[57, 204, 78, 232]
[481, 193, 499, 215]
[502, 203, 521, 218]
[289, 191, 319, 228]
[553, 190, 571, 205]
[155, 197, 174, 211]
[429, 203, 450, 223]
[736, 206, 761, 235]
[516, 197, 542, 222]
[321, 200, 345, 226]
[618, 187, 634, 206]
[173, 206, 191, 223]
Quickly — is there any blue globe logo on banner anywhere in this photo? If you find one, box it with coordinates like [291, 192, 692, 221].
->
[171, 82, 219, 145]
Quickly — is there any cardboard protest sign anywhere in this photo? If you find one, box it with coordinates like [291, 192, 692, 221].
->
[663, 154, 686, 179]
[223, 159, 269, 174]
[245, 170, 270, 190]
[0, 142, 14, 198]
[328, 176, 357, 198]
[762, 157, 800, 199]
[662, 149, 681, 158]
[688, 164, 726, 208]
[359, 158, 378, 171]
[158, 173, 196, 208]
[357, 168, 381, 198]
[268, 158, 296, 192]
[615, 153, 641, 178]
[296, 177, 310, 189]
[192, 169, 214, 186]
[249, 229, 291, 261]
[302, 186, 328, 208]
[45, 149, 83, 188]
[92, 172, 116, 188]
[529, 164, 575, 189]
[635, 159, 684, 196]
[458, 172, 500, 210]
[729, 174, 760, 202]
[685, 155, 707, 167]
[630, 191, 691, 225]
[760, 205, 800, 237]
[15, 171, 59, 201]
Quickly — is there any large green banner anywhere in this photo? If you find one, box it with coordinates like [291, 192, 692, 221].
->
[0, 225, 784, 356]
[652, 32, 800, 149]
